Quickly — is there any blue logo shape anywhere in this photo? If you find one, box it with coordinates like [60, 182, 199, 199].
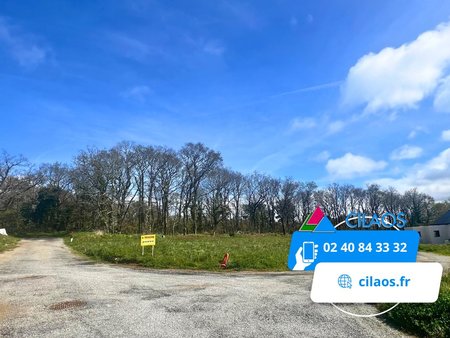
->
[338, 274, 352, 289]
[314, 216, 335, 232]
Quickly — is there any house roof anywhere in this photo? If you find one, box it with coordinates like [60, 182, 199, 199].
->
[431, 210, 450, 225]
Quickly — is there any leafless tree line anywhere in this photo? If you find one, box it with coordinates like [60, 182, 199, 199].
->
[0, 143, 447, 234]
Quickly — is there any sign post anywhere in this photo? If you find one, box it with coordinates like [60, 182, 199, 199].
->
[140, 234, 156, 256]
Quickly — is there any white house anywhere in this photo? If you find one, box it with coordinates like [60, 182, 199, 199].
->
[408, 210, 450, 244]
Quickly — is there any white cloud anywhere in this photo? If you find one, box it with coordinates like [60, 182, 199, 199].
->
[290, 117, 316, 131]
[408, 126, 427, 139]
[326, 153, 387, 179]
[373, 148, 450, 200]
[390, 145, 423, 160]
[121, 85, 152, 102]
[327, 120, 345, 134]
[342, 22, 450, 113]
[0, 16, 48, 67]
[434, 75, 450, 113]
[442, 129, 450, 141]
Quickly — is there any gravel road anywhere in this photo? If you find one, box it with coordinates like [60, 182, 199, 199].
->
[0, 238, 414, 337]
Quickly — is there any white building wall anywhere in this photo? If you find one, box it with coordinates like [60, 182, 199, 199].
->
[408, 225, 450, 244]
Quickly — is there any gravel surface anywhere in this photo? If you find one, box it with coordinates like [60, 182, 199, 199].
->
[0, 238, 414, 337]
[417, 251, 450, 271]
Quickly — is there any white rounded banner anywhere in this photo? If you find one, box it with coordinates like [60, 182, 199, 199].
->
[311, 262, 443, 303]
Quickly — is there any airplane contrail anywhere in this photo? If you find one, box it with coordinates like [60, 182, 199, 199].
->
[270, 80, 342, 98]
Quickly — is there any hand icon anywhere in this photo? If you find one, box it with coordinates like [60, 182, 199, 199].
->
[293, 243, 318, 271]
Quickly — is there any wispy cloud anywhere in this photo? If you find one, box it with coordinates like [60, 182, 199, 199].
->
[327, 120, 345, 134]
[121, 85, 152, 102]
[408, 126, 427, 139]
[442, 129, 450, 141]
[290, 117, 316, 131]
[390, 145, 423, 160]
[203, 40, 225, 56]
[312, 150, 330, 162]
[290, 116, 346, 136]
[222, 1, 261, 30]
[107, 32, 166, 62]
[342, 21, 450, 113]
[0, 16, 48, 68]
[434, 75, 450, 113]
[183, 34, 226, 56]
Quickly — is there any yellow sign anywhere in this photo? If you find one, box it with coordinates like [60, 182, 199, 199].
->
[141, 234, 156, 246]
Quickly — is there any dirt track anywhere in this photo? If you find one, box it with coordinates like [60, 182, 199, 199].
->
[0, 238, 414, 337]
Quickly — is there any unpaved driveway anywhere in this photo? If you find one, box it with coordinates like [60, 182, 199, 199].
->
[417, 251, 450, 271]
[0, 238, 412, 337]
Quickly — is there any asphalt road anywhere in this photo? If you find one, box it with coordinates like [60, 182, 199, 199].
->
[0, 238, 416, 338]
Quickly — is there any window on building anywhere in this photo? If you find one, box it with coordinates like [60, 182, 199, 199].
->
[434, 230, 440, 237]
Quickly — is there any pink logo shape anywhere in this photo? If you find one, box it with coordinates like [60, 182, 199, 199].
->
[309, 206, 325, 225]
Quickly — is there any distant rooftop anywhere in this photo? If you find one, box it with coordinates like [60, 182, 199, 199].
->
[431, 210, 450, 225]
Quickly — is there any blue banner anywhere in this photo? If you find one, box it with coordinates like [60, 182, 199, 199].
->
[287, 230, 420, 271]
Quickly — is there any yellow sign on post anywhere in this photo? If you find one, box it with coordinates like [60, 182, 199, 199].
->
[141, 234, 156, 256]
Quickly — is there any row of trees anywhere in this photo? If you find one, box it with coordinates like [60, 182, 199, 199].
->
[0, 143, 448, 235]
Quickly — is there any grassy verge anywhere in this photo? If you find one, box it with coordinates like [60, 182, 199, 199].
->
[419, 244, 450, 256]
[65, 232, 291, 271]
[379, 273, 450, 338]
[0, 235, 20, 253]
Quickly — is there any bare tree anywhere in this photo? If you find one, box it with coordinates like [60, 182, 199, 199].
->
[203, 168, 233, 233]
[367, 184, 383, 215]
[0, 151, 37, 211]
[382, 186, 402, 214]
[179, 143, 222, 234]
[109, 142, 137, 233]
[73, 148, 113, 231]
[265, 177, 281, 232]
[276, 178, 298, 234]
[297, 181, 317, 222]
[155, 148, 181, 235]
[229, 171, 245, 233]
[244, 172, 270, 233]
[133, 145, 160, 233]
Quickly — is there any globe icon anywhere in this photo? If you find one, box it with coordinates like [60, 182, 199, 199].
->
[338, 274, 352, 289]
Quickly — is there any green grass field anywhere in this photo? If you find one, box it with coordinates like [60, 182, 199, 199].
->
[66, 232, 292, 271]
[379, 244, 450, 337]
[0, 235, 20, 253]
[379, 273, 450, 338]
[419, 243, 450, 256]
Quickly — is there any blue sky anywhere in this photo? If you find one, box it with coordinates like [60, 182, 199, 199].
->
[1, 1, 450, 199]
